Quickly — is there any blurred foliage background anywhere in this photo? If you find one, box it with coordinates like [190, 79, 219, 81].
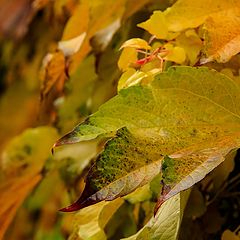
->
[0, 0, 239, 239]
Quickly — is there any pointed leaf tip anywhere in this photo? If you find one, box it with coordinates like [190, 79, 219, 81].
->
[53, 131, 80, 149]
[59, 197, 97, 212]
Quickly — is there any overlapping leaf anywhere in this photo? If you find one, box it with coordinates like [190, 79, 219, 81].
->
[69, 199, 123, 240]
[138, 0, 240, 63]
[0, 127, 58, 240]
[122, 191, 190, 240]
[201, 8, 240, 63]
[55, 67, 240, 212]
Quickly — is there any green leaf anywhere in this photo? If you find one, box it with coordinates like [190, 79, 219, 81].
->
[55, 67, 240, 211]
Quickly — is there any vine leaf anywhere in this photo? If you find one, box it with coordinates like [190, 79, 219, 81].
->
[0, 127, 58, 240]
[163, 0, 240, 32]
[120, 38, 151, 50]
[201, 8, 240, 63]
[69, 199, 123, 240]
[122, 191, 190, 240]
[137, 11, 168, 39]
[55, 66, 240, 211]
[137, 0, 240, 62]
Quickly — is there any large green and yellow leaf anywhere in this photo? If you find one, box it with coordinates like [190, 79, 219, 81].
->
[55, 67, 240, 211]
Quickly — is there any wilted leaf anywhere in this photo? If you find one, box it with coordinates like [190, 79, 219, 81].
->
[55, 67, 240, 211]
[40, 51, 67, 100]
[0, 127, 58, 240]
[201, 8, 240, 63]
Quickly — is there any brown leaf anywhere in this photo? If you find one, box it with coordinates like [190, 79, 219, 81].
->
[0, 0, 44, 39]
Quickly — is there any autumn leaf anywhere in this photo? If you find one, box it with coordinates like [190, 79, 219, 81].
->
[175, 29, 202, 65]
[138, 11, 168, 39]
[118, 48, 138, 71]
[64, 0, 127, 72]
[137, 0, 240, 63]
[163, 0, 240, 32]
[163, 43, 186, 64]
[69, 199, 123, 240]
[120, 38, 151, 50]
[201, 8, 240, 63]
[0, 127, 58, 240]
[122, 191, 190, 240]
[40, 51, 67, 101]
[54, 67, 240, 211]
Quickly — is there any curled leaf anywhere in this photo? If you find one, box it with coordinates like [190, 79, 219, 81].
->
[120, 38, 151, 50]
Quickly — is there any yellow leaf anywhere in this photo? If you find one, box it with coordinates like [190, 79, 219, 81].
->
[176, 29, 202, 65]
[58, 32, 86, 57]
[0, 175, 41, 240]
[164, 0, 240, 32]
[40, 51, 67, 100]
[164, 44, 186, 64]
[123, 0, 153, 19]
[120, 38, 151, 50]
[118, 48, 137, 71]
[222, 229, 240, 240]
[61, 0, 89, 40]
[138, 11, 168, 39]
[0, 127, 58, 240]
[68, 0, 127, 72]
[69, 199, 123, 240]
[201, 8, 240, 63]
[118, 68, 145, 90]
